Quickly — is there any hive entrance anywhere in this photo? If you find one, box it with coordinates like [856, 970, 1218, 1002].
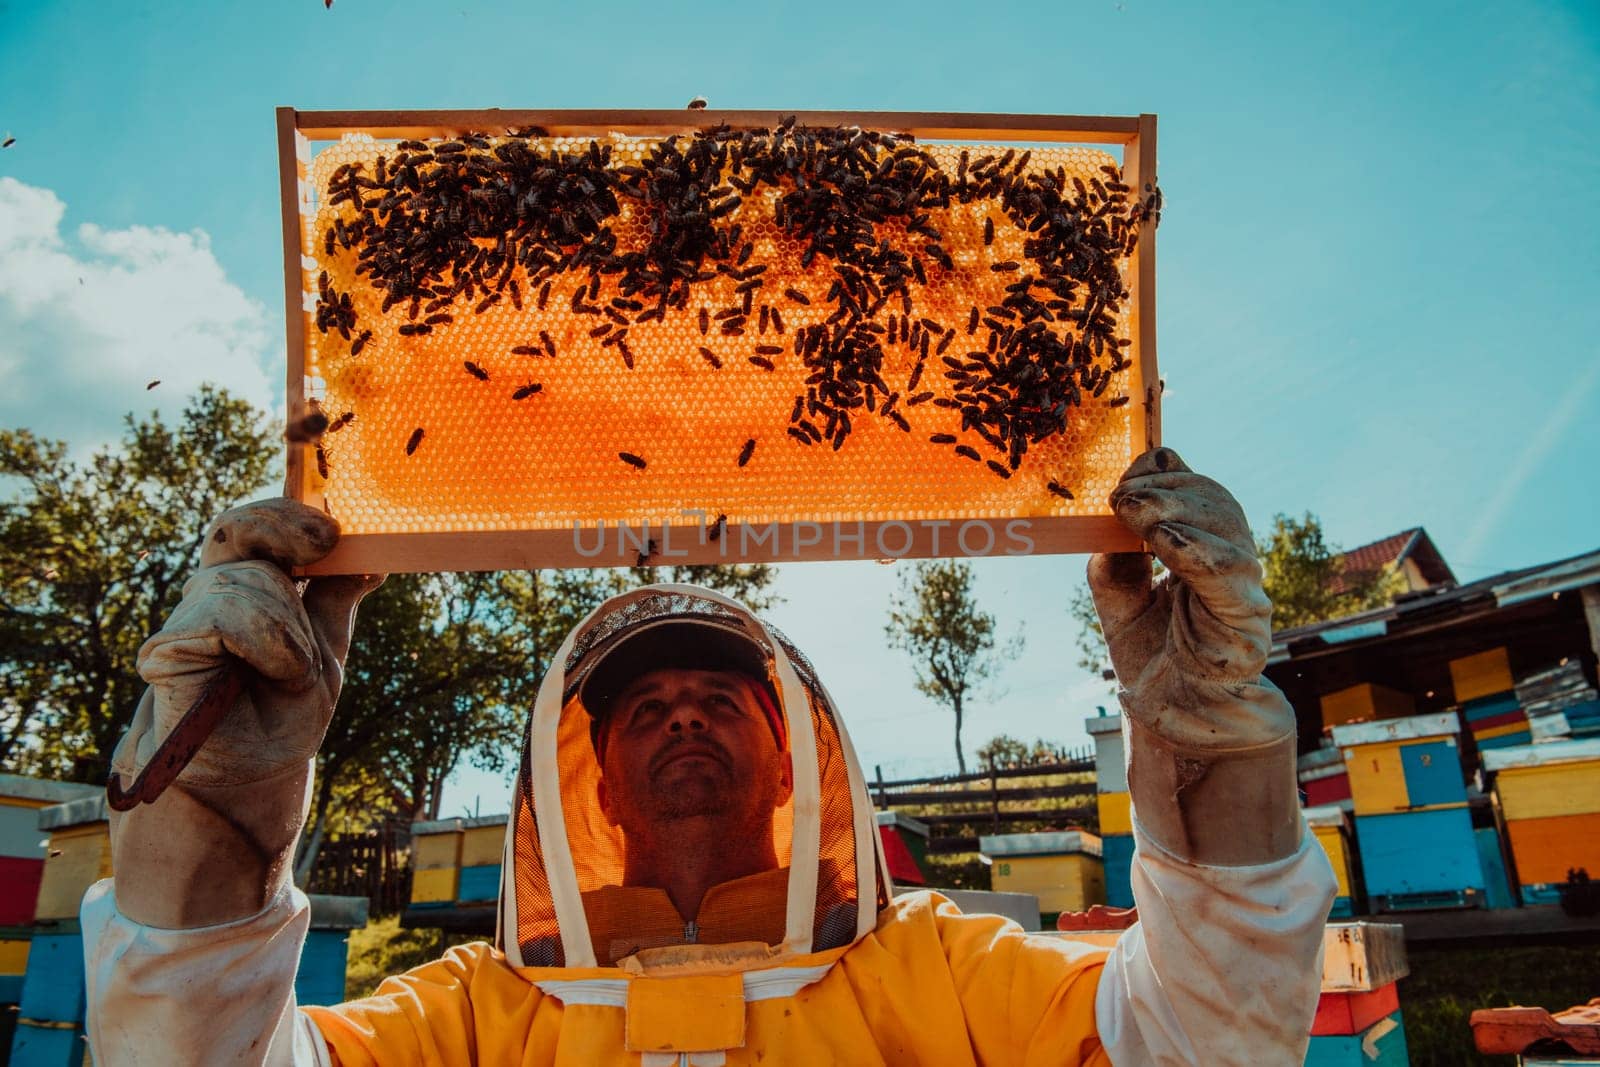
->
[279, 110, 1161, 574]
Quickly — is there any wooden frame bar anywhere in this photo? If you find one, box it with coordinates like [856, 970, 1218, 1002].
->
[276, 108, 1159, 574]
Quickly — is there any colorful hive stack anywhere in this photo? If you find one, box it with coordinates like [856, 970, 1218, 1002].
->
[978, 831, 1105, 918]
[8, 796, 368, 1064]
[0, 776, 97, 1024]
[875, 811, 929, 886]
[1086, 714, 1134, 908]
[1450, 647, 1530, 751]
[11, 795, 108, 1065]
[1307, 921, 1410, 1065]
[1332, 712, 1485, 911]
[1319, 683, 1415, 730]
[1299, 746, 1353, 809]
[1304, 805, 1358, 918]
[409, 814, 508, 911]
[1482, 738, 1600, 905]
[1517, 661, 1600, 743]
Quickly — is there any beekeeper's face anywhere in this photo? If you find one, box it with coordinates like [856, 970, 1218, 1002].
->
[597, 668, 792, 834]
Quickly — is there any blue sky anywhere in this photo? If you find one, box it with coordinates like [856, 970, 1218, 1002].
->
[3, 1, 1596, 809]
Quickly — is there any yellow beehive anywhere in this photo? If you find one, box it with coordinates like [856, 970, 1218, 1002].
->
[980, 831, 1105, 914]
[1320, 683, 1415, 728]
[409, 818, 463, 906]
[1097, 790, 1132, 836]
[1449, 648, 1513, 704]
[460, 824, 505, 869]
[280, 110, 1160, 574]
[34, 822, 112, 921]
[0, 937, 29, 976]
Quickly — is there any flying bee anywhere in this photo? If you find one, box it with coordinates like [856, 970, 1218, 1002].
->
[708, 514, 727, 542]
[635, 538, 657, 568]
[737, 437, 756, 466]
[285, 411, 330, 443]
[513, 382, 543, 400]
[405, 428, 425, 455]
[619, 451, 647, 469]
[463, 361, 489, 381]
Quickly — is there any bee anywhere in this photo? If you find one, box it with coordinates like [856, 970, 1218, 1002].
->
[463, 361, 490, 380]
[967, 306, 980, 334]
[935, 331, 954, 356]
[699, 346, 722, 369]
[539, 330, 556, 357]
[285, 411, 330, 443]
[783, 287, 811, 305]
[748, 356, 775, 371]
[912, 256, 927, 286]
[512, 344, 542, 356]
[315, 444, 331, 479]
[537, 282, 551, 310]
[890, 411, 911, 432]
[327, 411, 355, 434]
[699, 307, 710, 335]
[758, 305, 770, 334]
[954, 445, 981, 462]
[508, 280, 522, 310]
[737, 437, 756, 466]
[619, 451, 647, 469]
[986, 460, 1012, 479]
[146, 380, 161, 390]
[513, 382, 543, 400]
[984, 217, 994, 246]
[770, 306, 785, 334]
[907, 391, 934, 406]
[618, 339, 635, 370]
[786, 427, 811, 445]
[425, 313, 453, 326]
[405, 428, 425, 455]
[1046, 480, 1074, 500]
[990, 261, 1020, 273]
[350, 330, 372, 357]
[589, 323, 613, 339]
[754, 344, 783, 356]
[1108, 395, 1130, 408]
[708, 514, 727, 542]
[635, 539, 657, 568]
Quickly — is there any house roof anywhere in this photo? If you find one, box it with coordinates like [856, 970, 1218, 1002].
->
[1269, 545, 1600, 664]
[1330, 527, 1455, 593]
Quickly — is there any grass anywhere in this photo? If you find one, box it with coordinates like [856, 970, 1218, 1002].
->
[1399, 944, 1600, 1065]
[343, 914, 487, 1000]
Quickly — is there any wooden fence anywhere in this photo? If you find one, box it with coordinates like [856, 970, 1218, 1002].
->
[306, 823, 413, 915]
[871, 749, 1099, 856]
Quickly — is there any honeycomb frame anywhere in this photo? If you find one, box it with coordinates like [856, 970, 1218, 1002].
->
[276, 109, 1161, 575]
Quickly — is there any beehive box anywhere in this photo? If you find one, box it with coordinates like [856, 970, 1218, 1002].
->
[277, 109, 1161, 574]
[1332, 712, 1466, 815]
[1355, 806, 1484, 910]
[32, 797, 111, 923]
[1483, 739, 1600, 903]
[1298, 745, 1353, 809]
[0, 776, 97, 929]
[1085, 713, 1126, 794]
[1320, 683, 1415, 729]
[1449, 647, 1514, 705]
[1305, 805, 1358, 917]
[979, 831, 1105, 915]
[876, 810, 929, 886]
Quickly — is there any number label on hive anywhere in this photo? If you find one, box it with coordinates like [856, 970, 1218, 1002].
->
[279, 109, 1161, 573]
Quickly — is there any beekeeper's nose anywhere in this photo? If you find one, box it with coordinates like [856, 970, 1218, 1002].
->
[665, 696, 708, 735]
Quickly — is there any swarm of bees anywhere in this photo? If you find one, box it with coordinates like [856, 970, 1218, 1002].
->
[309, 120, 1158, 490]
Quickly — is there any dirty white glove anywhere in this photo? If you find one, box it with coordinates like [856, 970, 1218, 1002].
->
[1088, 447, 1301, 866]
[109, 498, 382, 928]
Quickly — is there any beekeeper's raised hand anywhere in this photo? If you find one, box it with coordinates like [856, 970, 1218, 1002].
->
[109, 498, 383, 928]
[1088, 447, 1301, 866]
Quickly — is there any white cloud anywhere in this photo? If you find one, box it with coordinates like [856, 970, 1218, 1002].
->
[0, 177, 276, 454]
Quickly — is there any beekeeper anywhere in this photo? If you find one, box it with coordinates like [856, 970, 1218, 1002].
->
[85, 447, 1336, 1065]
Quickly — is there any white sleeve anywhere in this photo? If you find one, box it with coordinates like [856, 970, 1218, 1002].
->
[81, 879, 332, 1067]
[1093, 817, 1337, 1066]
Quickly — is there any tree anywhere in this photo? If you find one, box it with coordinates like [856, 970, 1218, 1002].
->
[884, 560, 1021, 775]
[976, 734, 1074, 772]
[1066, 513, 1406, 687]
[0, 387, 278, 778]
[1257, 513, 1406, 630]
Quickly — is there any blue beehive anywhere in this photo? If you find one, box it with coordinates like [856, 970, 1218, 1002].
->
[1102, 833, 1135, 909]
[296, 895, 370, 1007]
[1355, 806, 1484, 909]
[1303, 1010, 1409, 1066]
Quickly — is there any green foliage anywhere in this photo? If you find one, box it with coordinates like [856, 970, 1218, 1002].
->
[0, 387, 278, 779]
[884, 560, 1021, 775]
[1402, 944, 1600, 1066]
[976, 733, 1074, 772]
[1257, 512, 1407, 630]
[343, 915, 484, 1000]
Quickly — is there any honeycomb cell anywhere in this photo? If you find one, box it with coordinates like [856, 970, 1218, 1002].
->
[293, 127, 1155, 540]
